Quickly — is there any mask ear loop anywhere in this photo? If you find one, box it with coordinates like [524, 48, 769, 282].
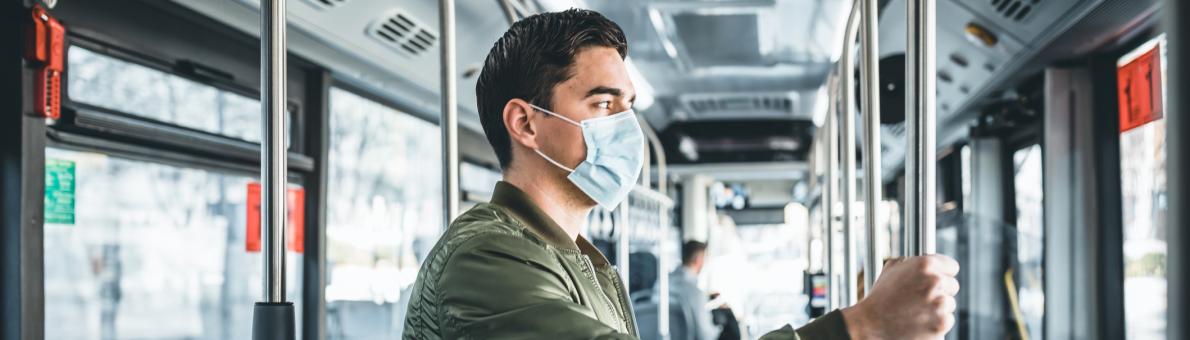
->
[527, 103, 581, 173]
[529, 104, 582, 126]
[534, 149, 576, 173]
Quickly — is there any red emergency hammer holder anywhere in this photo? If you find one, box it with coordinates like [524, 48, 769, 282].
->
[24, 5, 65, 120]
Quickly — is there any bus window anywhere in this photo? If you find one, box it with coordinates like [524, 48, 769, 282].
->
[1012, 144, 1044, 340]
[67, 46, 270, 144]
[1118, 35, 1167, 340]
[43, 148, 304, 339]
[324, 87, 442, 338]
[460, 161, 502, 206]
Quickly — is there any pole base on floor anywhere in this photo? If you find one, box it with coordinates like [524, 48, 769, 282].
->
[252, 302, 295, 340]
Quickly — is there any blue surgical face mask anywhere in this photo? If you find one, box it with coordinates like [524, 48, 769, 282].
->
[530, 104, 645, 209]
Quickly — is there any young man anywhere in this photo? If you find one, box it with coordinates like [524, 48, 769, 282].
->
[402, 9, 959, 340]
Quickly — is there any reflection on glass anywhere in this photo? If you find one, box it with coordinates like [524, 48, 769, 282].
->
[1012, 144, 1044, 340]
[43, 148, 304, 339]
[325, 88, 442, 339]
[1120, 35, 1168, 340]
[67, 47, 263, 142]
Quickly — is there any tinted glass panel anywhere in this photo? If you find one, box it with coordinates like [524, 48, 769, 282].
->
[1120, 35, 1168, 340]
[43, 148, 304, 339]
[68, 46, 264, 143]
[1012, 144, 1044, 340]
[325, 88, 442, 339]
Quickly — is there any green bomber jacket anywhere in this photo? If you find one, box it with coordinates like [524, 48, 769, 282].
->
[402, 181, 849, 339]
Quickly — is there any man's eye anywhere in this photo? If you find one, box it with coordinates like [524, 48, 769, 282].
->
[596, 101, 611, 109]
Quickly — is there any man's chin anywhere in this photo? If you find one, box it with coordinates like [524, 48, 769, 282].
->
[562, 182, 599, 208]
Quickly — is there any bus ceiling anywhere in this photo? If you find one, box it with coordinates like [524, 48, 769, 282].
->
[162, 0, 1157, 174]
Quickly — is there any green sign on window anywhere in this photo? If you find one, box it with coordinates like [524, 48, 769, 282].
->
[45, 159, 75, 225]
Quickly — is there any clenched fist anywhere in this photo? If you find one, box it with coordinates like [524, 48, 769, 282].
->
[841, 255, 960, 340]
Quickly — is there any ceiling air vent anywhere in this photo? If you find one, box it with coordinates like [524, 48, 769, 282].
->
[681, 93, 797, 119]
[368, 12, 438, 57]
[301, 0, 349, 10]
[990, 0, 1040, 22]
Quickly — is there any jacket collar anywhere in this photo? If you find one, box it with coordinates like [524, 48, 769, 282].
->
[489, 181, 614, 267]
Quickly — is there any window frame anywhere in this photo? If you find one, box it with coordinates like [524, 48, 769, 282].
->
[58, 36, 316, 172]
[1095, 28, 1168, 339]
[6, 1, 336, 338]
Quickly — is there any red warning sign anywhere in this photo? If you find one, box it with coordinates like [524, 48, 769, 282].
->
[287, 188, 305, 253]
[247, 184, 261, 252]
[1117, 44, 1164, 132]
[246, 183, 305, 253]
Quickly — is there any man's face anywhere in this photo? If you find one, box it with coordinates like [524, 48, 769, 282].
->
[531, 47, 636, 193]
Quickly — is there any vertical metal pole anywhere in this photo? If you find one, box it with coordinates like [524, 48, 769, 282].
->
[642, 121, 670, 339]
[440, 0, 460, 224]
[261, 0, 287, 305]
[1166, 1, 1188, 338]
[252, 0, 296, 339]
[859, 0, 883, 291]
[839, 5, 859, 306]
[657, 200, 670, 340]
[824, 77, 839, 309]
[904, 0, 936, 256]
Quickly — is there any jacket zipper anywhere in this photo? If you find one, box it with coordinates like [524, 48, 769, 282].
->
[608, 266, 638, 335]
[581, 255, 624, 332]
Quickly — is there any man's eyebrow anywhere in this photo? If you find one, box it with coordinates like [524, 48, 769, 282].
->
[585, 86, 623, 98]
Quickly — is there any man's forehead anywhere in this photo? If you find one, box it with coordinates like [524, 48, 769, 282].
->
[565, 48, 635, 96]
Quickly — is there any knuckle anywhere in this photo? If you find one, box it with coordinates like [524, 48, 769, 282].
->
[916, 256, 935, 271]
[924, 274, 942, 291]
[941, 314, 956, 332]
[929, 297, 946, 310]
[948, 277, 962, 295]
[929, 314, 950, 333]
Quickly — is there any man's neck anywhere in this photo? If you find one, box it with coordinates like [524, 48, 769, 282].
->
[504, 172, 592, 242]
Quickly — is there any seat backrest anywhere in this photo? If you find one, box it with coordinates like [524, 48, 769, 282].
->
[668, 300, 695, 340]
[632, 300, 659, 340]
[631, 292, 694, 340]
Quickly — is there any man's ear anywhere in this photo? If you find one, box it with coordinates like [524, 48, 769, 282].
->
[503, 98, 539, 150]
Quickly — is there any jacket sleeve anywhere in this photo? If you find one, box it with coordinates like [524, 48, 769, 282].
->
[438, 232, 636, 340]
[758, 309, 851, 340]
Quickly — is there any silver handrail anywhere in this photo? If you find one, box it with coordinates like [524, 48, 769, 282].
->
[252, 0, 296, 338]
[859, 0, 884, 292]
[904, 0, 937, 256]
[824, 68, 839, 310]
[640, 108, 671, 339]
[839, 1, 860, 307]
[440, 0, 460, 225]
[260, 0, 287, 305]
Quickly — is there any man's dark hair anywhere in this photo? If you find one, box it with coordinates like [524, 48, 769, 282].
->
[681, 241, 708, 265]
[475, 9, 628, 169]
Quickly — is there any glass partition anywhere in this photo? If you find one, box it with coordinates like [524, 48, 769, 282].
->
[324, 87, 442, 339]
[1118, 35, 1168, 340]
[43, 148, 304, 339]
[67, 46, 288, 144]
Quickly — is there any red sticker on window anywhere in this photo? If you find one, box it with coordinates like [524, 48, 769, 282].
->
[246, 183, 305, 253]
[247, 183, 262, 252]
[287, 188, 305, 253]
[1118, 45, 1164, 132]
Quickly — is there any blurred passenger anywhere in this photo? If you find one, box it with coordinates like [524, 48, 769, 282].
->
[402, 9, 961, 340]
[669, 241, 718, 340]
